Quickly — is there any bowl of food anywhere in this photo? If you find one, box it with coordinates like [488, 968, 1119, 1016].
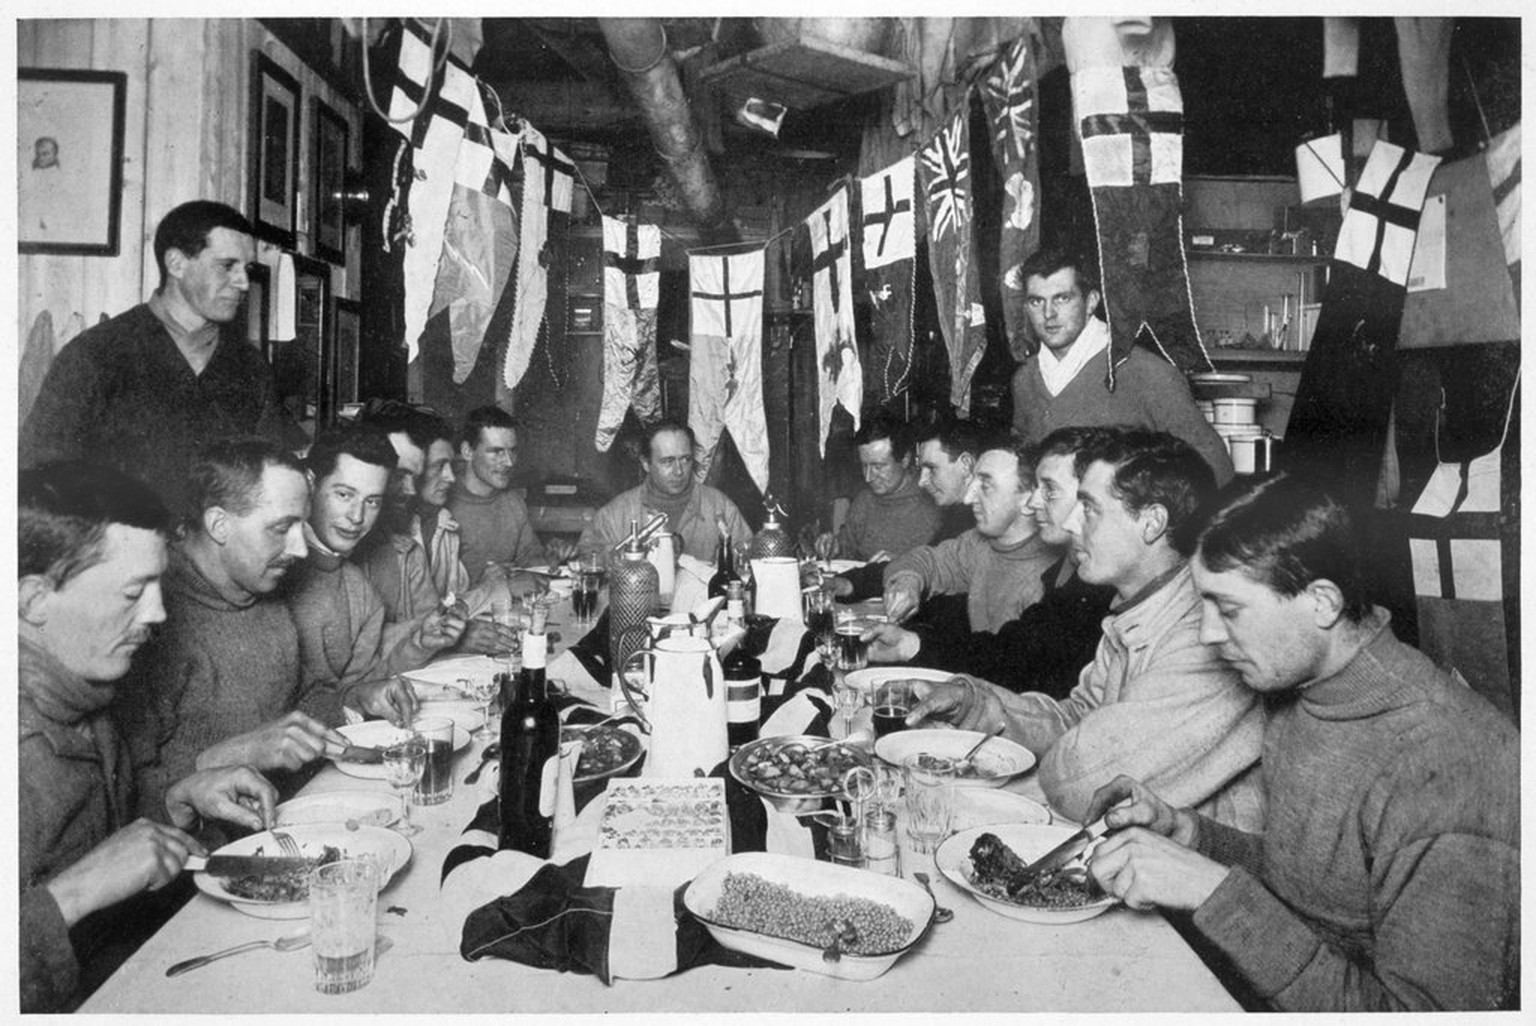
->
[561, 723, 644, 783]
[935, 823, 1116, 924]
[728, 735, 872, 807]
[193, 824, 412, 920]
[874, 728, 1036, 787]
[683, 852, 933, 980]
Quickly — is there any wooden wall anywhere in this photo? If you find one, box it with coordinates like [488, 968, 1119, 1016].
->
[17, 18, 364, 416]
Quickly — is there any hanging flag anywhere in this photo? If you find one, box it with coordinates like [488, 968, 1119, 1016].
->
[1485, 122, 1521, 296]
[1072, 61, 1209, 380]
[919, 104, 987, 415]
[1286, 140, 1443, 507]
[688, 246, 770, 492]
[858, 154, 918, 406]
[806, 185, 863, 454]
[981, 34, 1042, 355]
[596, 216, 663, 452]
[503, 125, 576, 389]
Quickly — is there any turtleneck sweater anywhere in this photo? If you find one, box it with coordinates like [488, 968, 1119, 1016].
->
[840, 474, 942, 561]
[884, 528, 1060, 633]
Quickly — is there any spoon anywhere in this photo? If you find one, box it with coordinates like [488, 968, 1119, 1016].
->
[166, 932, 311, 977]
[821, 918, 858, 963]
[957, 723, 1005, 771]
[913, 871, 955, 924]
[463, 742, 500, 785]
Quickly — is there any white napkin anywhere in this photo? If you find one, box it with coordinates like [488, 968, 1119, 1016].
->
[670, 555, 711, 614]
[608, 886, 681, 979]
[752, 558, 803, 622]
[543, 739, 585, 860]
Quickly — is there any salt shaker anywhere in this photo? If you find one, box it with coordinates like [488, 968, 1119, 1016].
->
[862, 808, 901, 876]
[826, 814, 865, 869]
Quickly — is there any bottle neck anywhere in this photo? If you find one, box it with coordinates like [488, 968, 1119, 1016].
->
[522, 632, 547, 673]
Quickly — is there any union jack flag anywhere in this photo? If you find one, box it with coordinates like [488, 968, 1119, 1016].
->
[921, 108, 970, 242]
[984, 37, 1036, 163]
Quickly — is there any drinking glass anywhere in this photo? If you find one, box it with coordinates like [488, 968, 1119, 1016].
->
[802, 585, 836, 647]
[310, 859, 380, 994]
[574, 548, 603, 628]
[871, 680, 914, 738]
[381, 733, 426, 836]
[833, 674, 863, 740]
[491, 597, 523, 675]
[468, 675, 498, 742]
[834, 612, 870, 672]
[412, 716, 457, 805]
[903, 754, 957, 854]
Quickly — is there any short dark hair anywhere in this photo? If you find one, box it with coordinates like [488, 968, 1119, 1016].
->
[985, 434, 1036, 492]
[184, 437, 305, 531]
[153, 200, 253, 288]
[1074, 429, 1214, 550]
[642, 419, 696, 460]
[853, 410, 915, 463]
[914, 414, 983, 464]
[305, 423, 399, 484]
[1018, 244, 1100, 295]
[1191, 472, 1371, 623]
[459, 405, 520, 450]
[357, 398, 447, 453]
[1029, 426, 1118, 467]
[20, 462, 171, 586]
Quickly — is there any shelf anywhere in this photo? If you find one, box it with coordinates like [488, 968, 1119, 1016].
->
[1188, 250, 1329, 264]
[1209, 349, 1309, 365]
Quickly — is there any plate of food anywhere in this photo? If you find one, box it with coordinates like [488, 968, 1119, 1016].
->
[842, 666, 956, 698]
[949, 789, 1052, 831]
[399, 655, 499, 700]
[274, 791, 399, 829]
[330, 720, 471, 780]
[561, 723, 644, 784]
[874, 728, 1036, 787]
[192, 824, 412, 920]
[935, 824, 1117, 924]
[728, 735, 872, 802]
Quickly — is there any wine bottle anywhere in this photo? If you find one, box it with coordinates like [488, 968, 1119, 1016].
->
[707, 524, 738, 599]
[498, 630, 559, 857]
[722, 647, 762, 751]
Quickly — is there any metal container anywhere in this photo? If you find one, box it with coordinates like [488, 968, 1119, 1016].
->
[749, 504, 796, 560]
[608, 526, 660, 685]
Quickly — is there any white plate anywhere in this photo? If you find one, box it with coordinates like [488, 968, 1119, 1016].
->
[194, 824, 412, 920]
[842, 666, 956, 697]
[400, 655, 501, 699]
[873, 728, 1036, 787]
[682, 852, 932, 980]
[935, 824, 1117, 925]
[274, 791, 399, 829]
[949, 789, 1052, 831]
[331, 721, 471, 780]
[825, 559, 866, 574]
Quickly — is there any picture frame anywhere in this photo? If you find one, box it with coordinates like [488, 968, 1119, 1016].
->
[269, 254, 333, 431]
[312, 99, 350, 264]
[249, 52, 302, 248]
[17, 68, 127, 255]
[331, 297, 362, 409]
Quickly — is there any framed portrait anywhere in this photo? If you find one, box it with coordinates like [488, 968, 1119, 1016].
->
[249, 52, 301, 248]
[17, 68, 127, 255]
[312, 99, 350, 264]
[332, 297, 362, 408]
[269, 254, 332, 430]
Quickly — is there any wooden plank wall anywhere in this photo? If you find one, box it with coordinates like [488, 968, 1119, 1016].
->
[17, 18, 365, 420]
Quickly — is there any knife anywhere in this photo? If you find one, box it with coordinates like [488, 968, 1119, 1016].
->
[322, 737, 386, 764]
[184, 854, 314, 877]
[1017, 814, 1115, 882]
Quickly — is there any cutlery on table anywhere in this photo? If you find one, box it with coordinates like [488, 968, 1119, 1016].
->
[1014, 805, 1128, 884]
[323, 738, 386, 764]
[165, 932, 311, 977]
[956, 723, 1005, 770]
[463, 742, 500, 785]
[912, 871, 955, 924]
[183, 853, 313, 877]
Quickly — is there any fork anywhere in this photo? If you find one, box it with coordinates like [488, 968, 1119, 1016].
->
[165, 932, 311, 977]
[271, 830, 303, 858]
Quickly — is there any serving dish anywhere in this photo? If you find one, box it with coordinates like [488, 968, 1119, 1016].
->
[193, 824, 412, 920]
[935, 823, 1117, 925]
[683, 852, 932, 980]
[874, 728, 1036, 787]
[949, 789, 1052, 831]
[728, 734, 872, 802]
[274, 791, 399, 829]
[330, 720, 471, 780]
[561, 723, 644, 784]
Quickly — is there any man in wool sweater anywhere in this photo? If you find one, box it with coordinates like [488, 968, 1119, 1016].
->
[907, 430, 1264, 828]
[447, 405, 545, 585]
[1085, 473, 1519, 1011]
[828, 410, 942, 561]
[284, 425, 465, 720]
[1009, 246, 1233, 484]
[117, 437, 342, 816]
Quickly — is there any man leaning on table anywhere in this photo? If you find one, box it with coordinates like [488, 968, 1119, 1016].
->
[19, 461, 278, 1013]
[448, 405, 546, 583]
[907, 429, 1264, 828]
[1085, 473, 1518, 1011]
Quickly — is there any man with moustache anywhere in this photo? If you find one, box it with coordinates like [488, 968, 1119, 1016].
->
[448, 406, 544, 584]
[21, 201, 294, 511]
[20, 461, 278, 1012]
[116, 438, 337, 816]
[864, 427, 1116, 698]
[285, 424, 464, 722]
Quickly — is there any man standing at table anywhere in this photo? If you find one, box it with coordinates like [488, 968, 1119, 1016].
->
[878, 439, 1059, 633]
[448, 406, 544, 584]
[20, 201, 295, 512]
[1010, 246, 1233, 484]
[285, 424, 463, 721]
[908, 429, 1263, 827]
[1086, 473, 1519, 1011]
[581, 420, 750, 562]
[19, 461, 278, 1012]
[115, 437, 339, 817]
[829, 411, 941, 561]
[866, 427, 1117, 698]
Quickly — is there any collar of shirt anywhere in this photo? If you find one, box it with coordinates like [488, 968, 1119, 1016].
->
[147, 290, 222, 355]
[1036, 316, 1110, 396]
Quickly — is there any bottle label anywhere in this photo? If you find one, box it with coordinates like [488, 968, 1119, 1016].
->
[524, 633, 547, 670]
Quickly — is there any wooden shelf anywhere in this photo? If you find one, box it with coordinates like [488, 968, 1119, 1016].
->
[1188, 250, 1329, 265]
[1210, 349, 1308, 365]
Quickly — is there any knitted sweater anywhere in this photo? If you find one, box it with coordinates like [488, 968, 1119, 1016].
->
[446, 484, 543, 585]
[581, 481, 751, 562]
[415, 505, 471, 601]
[1190, 611, 1520, 1011]
[987, 564, 1265, 827]
[114, 546, 303, 817]
[884, 529, 1059, 633]
[840, 475, 941, 561]
[357, 530, 440, 624]
[1012, 343, 1235, 484]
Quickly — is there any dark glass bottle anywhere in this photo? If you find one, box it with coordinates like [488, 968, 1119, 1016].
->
[498, 631, 559, 857]
[707, 526, 738, 599]
[722, 648, 762, 750]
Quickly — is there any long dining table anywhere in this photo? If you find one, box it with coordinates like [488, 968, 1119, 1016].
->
[82, 585, 1242, 1014]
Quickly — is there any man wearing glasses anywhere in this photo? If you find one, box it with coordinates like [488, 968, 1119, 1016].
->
[1010, 246, 1233, 484]
[581, 420, 750, 562]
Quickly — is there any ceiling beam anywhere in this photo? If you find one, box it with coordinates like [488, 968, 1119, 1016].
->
[489, 80, 640, 132]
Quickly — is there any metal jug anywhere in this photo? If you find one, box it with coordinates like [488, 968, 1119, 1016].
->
[620, 635, 728, 778]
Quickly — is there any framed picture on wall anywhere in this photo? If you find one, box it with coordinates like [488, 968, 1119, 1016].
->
[332, 297, 362, 408]
[249, 52, 301, 248]
[269, 254, 332, 431]
[17, 68, 127, 255]
[312, 99, 349, 264]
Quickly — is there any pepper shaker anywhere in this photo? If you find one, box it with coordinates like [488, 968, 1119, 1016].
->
[862, 808, 901, 876]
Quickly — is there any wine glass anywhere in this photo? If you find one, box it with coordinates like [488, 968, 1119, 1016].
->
[468, 675, 499, 742]
[382, 733, 427, 837]
[833, 674, 862, 740]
